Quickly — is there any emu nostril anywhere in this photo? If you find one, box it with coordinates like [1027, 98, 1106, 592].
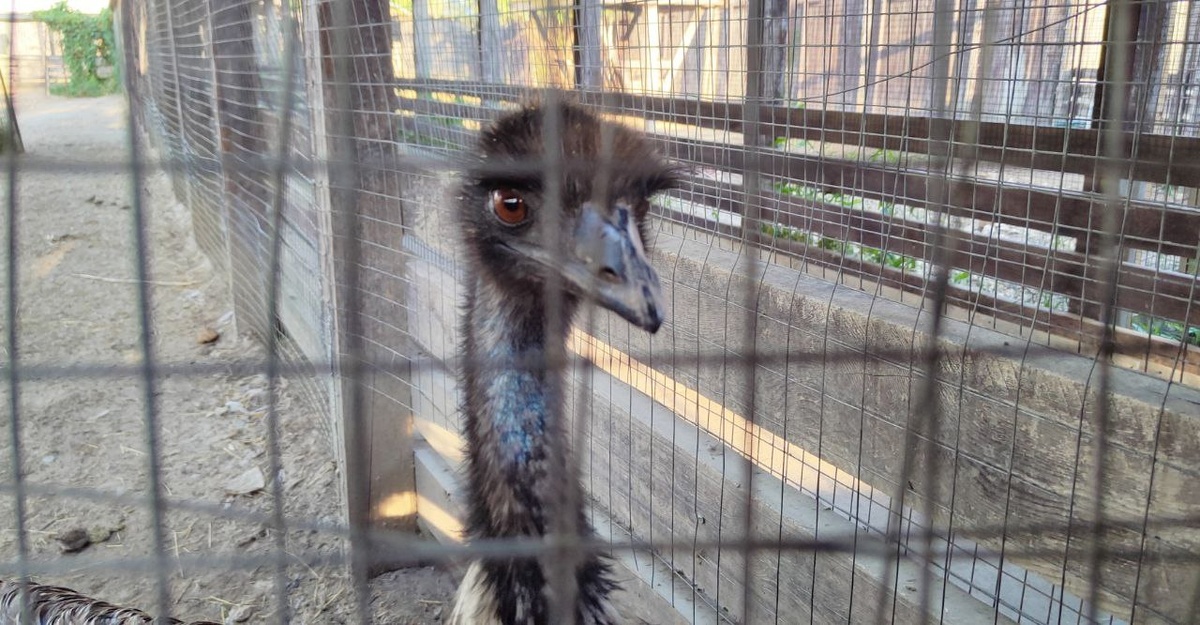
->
[599, 266, 622, 283]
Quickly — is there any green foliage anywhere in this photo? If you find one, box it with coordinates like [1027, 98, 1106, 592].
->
[1130, 314, 1200, 346]
[867, 148, 903, 165]
[32, 2, 119, 97]
[759, 222, 918, 270]
[860, 246, 917, 270]
[769, 137, 815, 151]
[772, 181, 861, 208]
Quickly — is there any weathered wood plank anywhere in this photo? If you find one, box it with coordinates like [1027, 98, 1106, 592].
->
[395, 79, 1200, 187]
[667, 184, 1200, 328]
[393, 93, 1200, 261]
[601, 230, 1200, 623]
[651, 134, 1200, 260]
[651, 212, 1200, 379]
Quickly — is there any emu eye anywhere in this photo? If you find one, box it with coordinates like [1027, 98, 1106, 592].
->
[490, 189, 527, 225]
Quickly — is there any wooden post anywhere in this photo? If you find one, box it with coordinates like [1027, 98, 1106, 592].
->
[479, 0, 505, 85]
[700, 7, 721, 98]
[863, 0, 884, 112]
[208, 0, 272, 340]
[761, 0, 789, 103]
[412, 0, 433, 84]
[575, 0, 605, 90]
[315, 0, 417, 557]
[841, 0, 864, 109]
[645, 1, 662, 92]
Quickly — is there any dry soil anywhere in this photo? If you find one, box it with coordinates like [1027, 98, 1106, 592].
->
[0, 89, 457, 623]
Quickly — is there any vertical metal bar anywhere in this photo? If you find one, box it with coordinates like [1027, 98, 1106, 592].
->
[567, 78, 622, 625]
[478, 0, 502, 87]
[538, 89, 581, 625]
[325, 0, 372, 619]
[965, 6, 1022, 623]
[870, 0, 960, 621]
[739, 0, 765, 617]
[119, 0, 174, 620]
[1081, 0, 1136, 619]
[915, 1, 957, 619]
[3, 4, 32, 623]
[262, 0, 303, 622]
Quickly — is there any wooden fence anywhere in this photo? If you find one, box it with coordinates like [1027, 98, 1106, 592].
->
[394, 78, 1200, 379]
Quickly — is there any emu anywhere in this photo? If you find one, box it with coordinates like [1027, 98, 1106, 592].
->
[447, 101, 677, 624]
[0, 578, 218, 624]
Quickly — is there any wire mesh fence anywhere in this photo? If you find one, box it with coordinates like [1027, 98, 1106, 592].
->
[0, 0, 1196, 623]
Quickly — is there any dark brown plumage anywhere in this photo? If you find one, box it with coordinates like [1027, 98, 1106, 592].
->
[0, 579, 219, 625]
[449, 100, 678, 624]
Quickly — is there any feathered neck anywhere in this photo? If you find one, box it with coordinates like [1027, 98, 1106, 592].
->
[454, 276, 616, 625]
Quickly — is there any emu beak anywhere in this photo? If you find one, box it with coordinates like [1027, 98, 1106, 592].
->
[567, 202, 665, 333]
[516, 202, 666, 333]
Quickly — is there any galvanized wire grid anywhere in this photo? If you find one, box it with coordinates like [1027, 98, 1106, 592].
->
[0, 0, 1197, 624]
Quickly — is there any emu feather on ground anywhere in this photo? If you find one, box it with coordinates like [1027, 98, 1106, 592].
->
[448, 100, 678, 625]
[0, 578, 219, 624]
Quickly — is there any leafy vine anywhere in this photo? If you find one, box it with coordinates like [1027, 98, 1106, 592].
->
[32, 1, 119, 97]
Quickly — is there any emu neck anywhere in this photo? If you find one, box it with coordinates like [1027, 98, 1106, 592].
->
[461, 277, 575, 537]
[458, 277, 618, 624]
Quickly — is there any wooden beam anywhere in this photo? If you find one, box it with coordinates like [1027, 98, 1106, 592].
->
[391, 94, 1200, 261]
[396, 79, 1200, 186]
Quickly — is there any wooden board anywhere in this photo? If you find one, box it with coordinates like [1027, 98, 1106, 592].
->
[395, 79, 1200, 187]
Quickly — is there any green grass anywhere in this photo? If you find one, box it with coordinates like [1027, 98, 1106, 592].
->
[50, 79, 119, 98]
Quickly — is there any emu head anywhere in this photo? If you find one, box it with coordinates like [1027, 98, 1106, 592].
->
[458, 101, 678, 333]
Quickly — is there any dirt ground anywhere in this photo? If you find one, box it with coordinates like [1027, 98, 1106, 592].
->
[0, 89, 458, 623]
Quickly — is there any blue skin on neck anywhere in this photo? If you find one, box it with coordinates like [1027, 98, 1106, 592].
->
[474, 298, 551, 466]
[486, 364, 546, 465]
